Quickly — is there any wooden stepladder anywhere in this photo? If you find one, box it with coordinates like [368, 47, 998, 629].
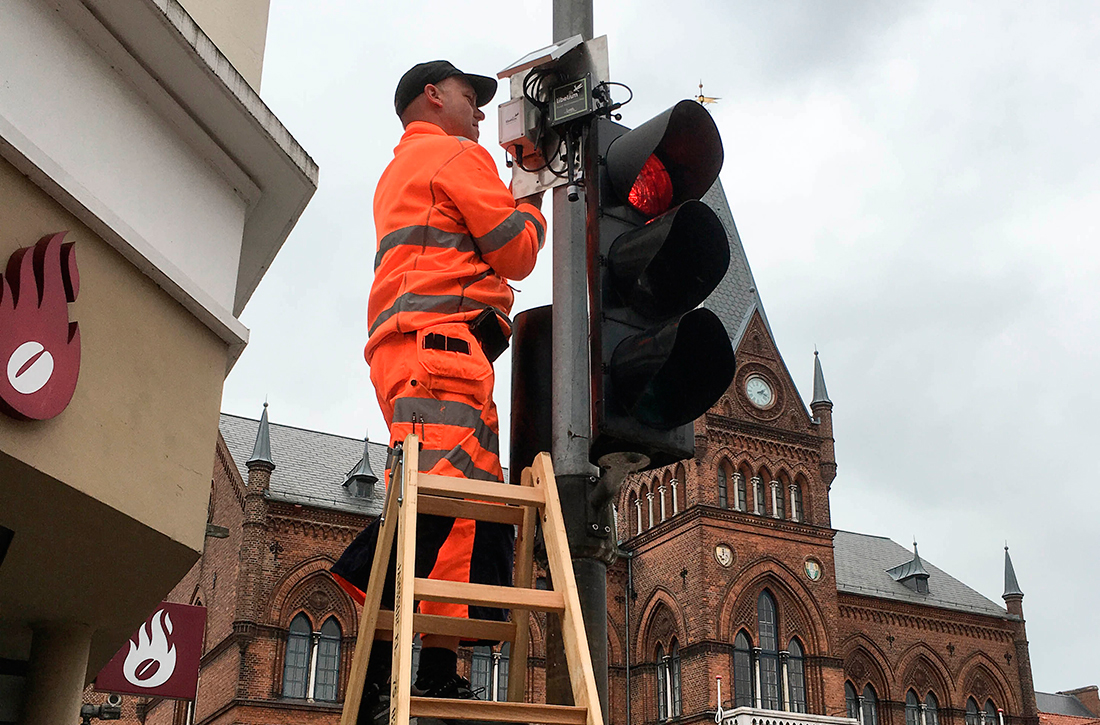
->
[340, 433, 604, 725]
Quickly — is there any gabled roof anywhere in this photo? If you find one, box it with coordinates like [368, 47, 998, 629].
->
[833, 531, 1009, 619]
[1037, 693, 1099, 719]
[220, 413, 387, 516]
[701, 179, 773, 349]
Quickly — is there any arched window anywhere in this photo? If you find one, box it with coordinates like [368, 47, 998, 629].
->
[788, 638, 806, 713]
[629, 492, 640, 537]
[985, 700, 999, 725]
[673, 463, 686, 514]
[791, 482, 804, 522]
[925, 692, 941, 725]
[734, 631, 754, 708]
[753, 476, 766, 515]
[313, 617, 341, 701]
[670, 640, 682, 717]
[772, 479, 785, 519]
[282, 613, 344, 701]
[845, 682, 860, 721]
[906, 690, 921, 725]
[656, 643, 667, 721]
[862, 684, 879, 725]
[758, 591, 781, 710]
[282, 614, 312, 698]
[735, 470, 748, 511]
[718, 464, 729, 509]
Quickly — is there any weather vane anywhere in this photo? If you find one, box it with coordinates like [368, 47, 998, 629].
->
[697, 80, 720, 106]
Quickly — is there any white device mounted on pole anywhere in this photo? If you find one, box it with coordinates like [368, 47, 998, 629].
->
[715, 676, 725, 723]
[496, 35, 609, 199]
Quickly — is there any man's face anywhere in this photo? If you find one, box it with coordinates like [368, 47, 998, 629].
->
[431, 76, 484, 142]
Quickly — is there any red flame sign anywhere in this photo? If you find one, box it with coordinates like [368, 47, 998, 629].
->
[0, 233, 80, 420]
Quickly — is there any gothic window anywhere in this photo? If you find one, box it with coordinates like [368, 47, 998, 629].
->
[657, 643, 667, 721]
[629, 492, 639, 537]
[656, 640, 682, 720]
[966, 698, 981, 725]
[282, 613, 343, 701]
[495, 642, 511, 701]
[862, 684, 879, 725]
[313, 617, 341, 701]
[906, 690, 922, 725]
[735, 470, 748, 512]
[718, 464, 729, 509]
[753, 477, 766, 515]
[791, 482, 804, 523]
[985, 700, 999, 725]
[772, 480, 785, 519]
[673, 463, 686, 513]
[925, 692, 941, 725]
[282, 614, 312, 698]
[788, 638, 806, 713]
[758, 591, 781, 710]
[734, 631, 754, 708]
[845, 682, 860, 721]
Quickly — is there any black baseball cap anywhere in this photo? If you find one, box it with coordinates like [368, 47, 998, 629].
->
[394, 60, 498, 117]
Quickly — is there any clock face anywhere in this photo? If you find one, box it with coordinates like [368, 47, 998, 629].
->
[745, 375, 775, 409]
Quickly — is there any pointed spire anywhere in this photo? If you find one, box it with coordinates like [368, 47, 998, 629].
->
[345, 434, 379, 497]
[246, 402, 275, 470]
[1003, 544, 1024, 598]
[812, 349, 831, 405]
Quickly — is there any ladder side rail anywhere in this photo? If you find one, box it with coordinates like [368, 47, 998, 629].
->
[507, 466, 537, 703]
[532, 452, 605, 725]
[389, 434, 421, 724]
[339, 448, 403, 725]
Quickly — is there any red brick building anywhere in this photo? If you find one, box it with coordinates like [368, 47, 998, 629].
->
[86, 183, 1076, 725]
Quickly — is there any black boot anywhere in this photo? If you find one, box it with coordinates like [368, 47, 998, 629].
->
[357, 646, 392, 725]
[414, 647, 479, 700]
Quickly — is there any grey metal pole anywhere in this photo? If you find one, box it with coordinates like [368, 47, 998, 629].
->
[547, 0, 608, 719]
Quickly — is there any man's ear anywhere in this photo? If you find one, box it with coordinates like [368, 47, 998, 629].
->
[423, 83, 445, 109]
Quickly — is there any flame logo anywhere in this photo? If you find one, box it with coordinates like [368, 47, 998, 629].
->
[0, 232, 80, 420]
[122, 609, 177, 689]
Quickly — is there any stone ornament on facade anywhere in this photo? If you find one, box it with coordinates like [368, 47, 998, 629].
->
[804, 559, 823, 582]
[715, 543, 735, 568]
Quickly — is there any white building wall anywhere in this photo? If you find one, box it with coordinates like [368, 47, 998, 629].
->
[0, 0, 247, 315]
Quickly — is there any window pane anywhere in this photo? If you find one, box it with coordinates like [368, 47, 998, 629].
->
[788, 639, 806, 713]
[496, 643, 511, 702]
[774, 483, 785, 518]
[863, 685, 879, 725]
[967, 698, 980, 725]
[657, 645, 667, 721]
[761, 653, 780, 710]
[471, 646, 492, 698]
[906, 691, 921, 725]
[314, 634, 341, 701]
[754, 478, 765, 514]
[718, 467, 728, 509]
[282, 614, 312, 698]
[926, 693, 941, 725]
[793, 485, 804, 521]
[757, 592, 777, 651]
[845, 683, 860, 720]
[734, 632, 754, 708]
[737, 475, 747, 511]
[985, 700, 998, 725]
[671, 642, 682, 716]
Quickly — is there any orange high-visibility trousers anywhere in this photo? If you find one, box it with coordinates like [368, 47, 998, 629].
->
[332, 322, 513, 624]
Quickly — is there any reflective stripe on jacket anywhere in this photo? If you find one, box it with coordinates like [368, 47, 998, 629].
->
[366, 121, 547, 362]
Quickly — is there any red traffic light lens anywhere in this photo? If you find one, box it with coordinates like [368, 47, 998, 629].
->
[628, 154, 674, 217]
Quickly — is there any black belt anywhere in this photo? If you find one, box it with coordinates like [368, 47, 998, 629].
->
[418, 309, 509, 363]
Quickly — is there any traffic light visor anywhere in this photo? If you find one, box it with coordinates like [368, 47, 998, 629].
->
[609, 308, 735, 429]
[606, 100, 723, 212]
[608, 200, 730, 320]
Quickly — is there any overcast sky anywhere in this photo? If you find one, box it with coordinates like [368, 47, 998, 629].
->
[221, 0, 1100, 694]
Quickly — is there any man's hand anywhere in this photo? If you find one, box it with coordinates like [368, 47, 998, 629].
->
[517, 191, 545, 210]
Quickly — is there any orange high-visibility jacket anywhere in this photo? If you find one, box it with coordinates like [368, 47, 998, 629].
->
[366, 121, 547, 362]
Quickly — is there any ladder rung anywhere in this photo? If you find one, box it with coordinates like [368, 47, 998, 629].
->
[414, 578, 565, 614]
[374, 610, 516, 642]
[418, 494, 525, 525]
[409, 696, 588, 724]
[417, 473, 546, 508]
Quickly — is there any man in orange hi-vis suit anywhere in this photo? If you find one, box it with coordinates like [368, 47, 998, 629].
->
[331, 60, 546, 720]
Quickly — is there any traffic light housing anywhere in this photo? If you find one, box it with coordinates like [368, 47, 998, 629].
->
[588, 100, 736, 470]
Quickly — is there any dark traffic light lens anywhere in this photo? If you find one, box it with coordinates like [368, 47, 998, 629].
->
[610, 308, 735, 430]
[628, 155, 674, 216]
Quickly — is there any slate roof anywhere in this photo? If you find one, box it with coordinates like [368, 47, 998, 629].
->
[701, 179, 773, 348]
[1037, 693, 1098, 719]
[220, 413, 388, 516]
[833, 531, 1010, 619]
